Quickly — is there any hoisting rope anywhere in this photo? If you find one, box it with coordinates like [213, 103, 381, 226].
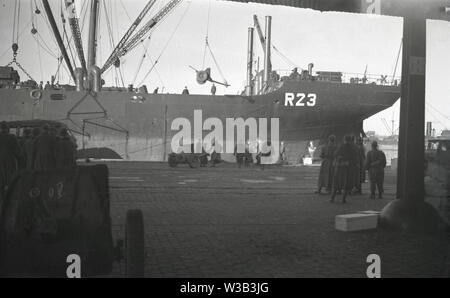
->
[205, 39, 228, 86]
[201, 0, 212, 69]
[199, 0, 228, 86]
[136, 0, 192, 87]
[272, 45, 301, 70]
[6, 0, 36, 82]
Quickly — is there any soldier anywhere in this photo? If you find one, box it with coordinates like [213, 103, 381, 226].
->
[366, 141, 386, 199]
[330, 135, 356, 203]
[56, 128, 77, 168]
[315, 135, 337, 194]
[0, 121, 20, 197]
[234, 143, 245, 168]
[354, 137, 366, 194]
[33, 124, 57, 170]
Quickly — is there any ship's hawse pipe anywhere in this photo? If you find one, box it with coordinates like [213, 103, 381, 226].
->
[263, 16, 272, 91]
[247, 27, 254, 96]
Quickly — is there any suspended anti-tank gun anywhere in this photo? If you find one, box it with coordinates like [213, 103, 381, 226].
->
[189, 66, 230, 87]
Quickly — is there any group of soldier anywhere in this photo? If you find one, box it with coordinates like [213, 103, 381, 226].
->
[316, 134, 386, 203]
[0, 121, 77, 198]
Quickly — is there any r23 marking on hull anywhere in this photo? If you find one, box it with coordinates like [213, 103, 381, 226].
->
[284, 92, 317, 107]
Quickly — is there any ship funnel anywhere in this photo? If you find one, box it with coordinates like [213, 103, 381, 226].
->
[308, 63, 314, 76]
[89, 66, 102, 93]
[263, 16, 272, 91]
[75, 68, 85, 92]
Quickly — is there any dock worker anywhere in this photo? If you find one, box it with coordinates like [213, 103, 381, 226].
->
[56, 128, 77, 168]
[0, 121, 20, 197]
[315, 135, 337, 194]
[33, 124, 57, 170]
[211, 84, 216, 95]
[330, 135, 356, 203]
[182, 86, 190, 95]
[365, 141, 386, 199]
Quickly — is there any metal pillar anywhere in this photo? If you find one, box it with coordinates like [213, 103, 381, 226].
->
[87, 0, 100, 68]
[246, 27, 254, 96]
[262, 16, 272, 90]
[380, 17, 439, 232]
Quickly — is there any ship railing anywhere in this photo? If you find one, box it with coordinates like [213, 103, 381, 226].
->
[274, 69, 401, 86]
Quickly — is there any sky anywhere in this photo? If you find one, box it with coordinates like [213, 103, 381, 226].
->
[0, 0, 449, 136]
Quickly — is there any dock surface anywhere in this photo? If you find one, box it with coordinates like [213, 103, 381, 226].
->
[105, 161, 449, 277]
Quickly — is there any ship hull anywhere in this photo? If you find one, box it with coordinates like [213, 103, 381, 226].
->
[0, 80, 400, 163]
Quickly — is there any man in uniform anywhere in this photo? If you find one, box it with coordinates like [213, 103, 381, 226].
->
[365, 141, 386, 199]
[354, 137, 366, 194]
[0, 121, 20, 198]
[234, 142, 245, 168]
[315, 135, 337, 194]
[33, 124, 57, 170]
[330, 135, 356, 203]
[56, 128, 77, 168]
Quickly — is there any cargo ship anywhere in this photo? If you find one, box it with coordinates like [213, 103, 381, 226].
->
[0, 0, 400, 164]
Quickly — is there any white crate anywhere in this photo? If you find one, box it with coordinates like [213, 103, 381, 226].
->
[335, 213, 379, 232]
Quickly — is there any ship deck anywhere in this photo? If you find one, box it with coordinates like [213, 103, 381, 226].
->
[99, 161, 449, 277]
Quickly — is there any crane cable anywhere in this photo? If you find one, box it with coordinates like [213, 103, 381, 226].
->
[200, 0, 228, 86]
[272, 45, 301, 70]
[6, 0, 36, 82]
[201, 0, 211, 69]
[137, 0, 192, 87]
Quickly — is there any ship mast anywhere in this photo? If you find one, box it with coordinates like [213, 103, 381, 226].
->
[87, 0, 100, 68]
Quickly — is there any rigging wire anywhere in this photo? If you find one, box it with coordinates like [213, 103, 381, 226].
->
[425, 105, 448, 130]
[136, 0, 192, 87]
[0, 19, 32, 60]
[426, 102, 450, 122]
[202, 0, 212, 69]
[272, 45, 300, 69]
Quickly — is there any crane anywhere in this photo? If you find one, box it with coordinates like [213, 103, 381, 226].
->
[64, 0, 87, 73]
[101, 0, 157, 74]
[101, 0, 183, 74]
[253, 15, 271, 70]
